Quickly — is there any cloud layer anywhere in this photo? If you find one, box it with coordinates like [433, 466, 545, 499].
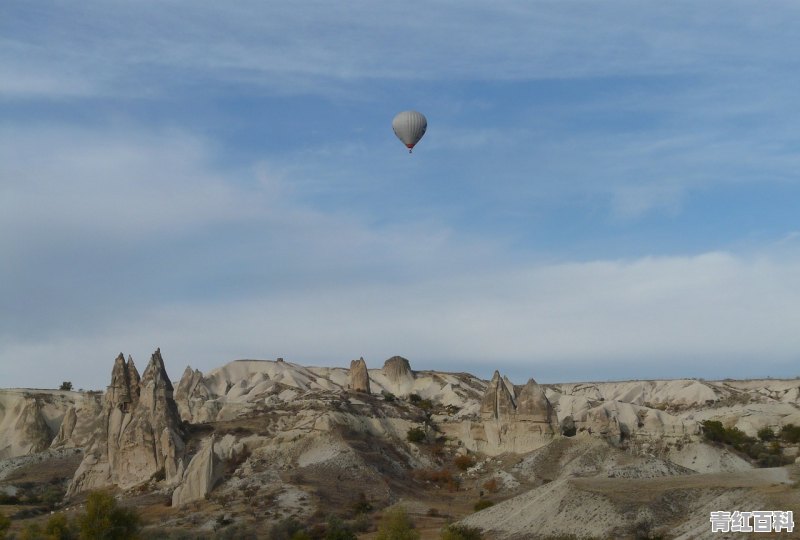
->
[3, 2, 800, 388]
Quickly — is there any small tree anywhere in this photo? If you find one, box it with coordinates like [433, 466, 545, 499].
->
[78, 491, 140, 540]
[375, 506, 420, 540]
[59, 381, 73, 391]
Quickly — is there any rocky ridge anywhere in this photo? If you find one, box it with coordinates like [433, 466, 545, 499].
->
[2, 354, 799, 539]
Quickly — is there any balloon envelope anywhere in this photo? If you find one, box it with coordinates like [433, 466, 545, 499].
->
[392, 111, 427, 151]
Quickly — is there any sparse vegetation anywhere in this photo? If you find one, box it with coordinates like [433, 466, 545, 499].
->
[269, 517, 307, 540]
[21, 514, 78, 540]
[780, 424, 800, 443]
[407, 427, 426, 443]
[325, 515, 356, 540]
[78, 491, 141, 540]
[473, 499, 494, 512]
[482, 478, 499, 493]
[375, 506, 420, 540]
[0, 513, 10, 540]
[441, 524, 483, 540]
[351, 492, 373, 515]
[417, 399, 434, 411]
[453, 454, 476, 471]
[414, 468, 459, 491]
[757, 427, 776, 441]
[382, 391, 396, 402]
[701, 420, 794, 467]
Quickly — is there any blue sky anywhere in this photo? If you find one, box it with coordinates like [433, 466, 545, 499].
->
[2, 1, 800, 389]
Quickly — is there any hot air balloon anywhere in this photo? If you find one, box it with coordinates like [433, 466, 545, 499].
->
[392, 110, 427, 153]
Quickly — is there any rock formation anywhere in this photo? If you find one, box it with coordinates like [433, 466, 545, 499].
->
[481, 371, 517, 420]
[383, 356, 413, 383]
[172, 436, 221, 507]
[67, 349, 185, 495]
[516, 379, 557, 428]
[0, 396, 52, 459]
[382, 356, 415, 395]
[175, 366, 218, 423]
[349, 357, 370, 394]
[471, 371, 557, 454]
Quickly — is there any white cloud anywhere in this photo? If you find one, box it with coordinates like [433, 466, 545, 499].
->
[3, 247, 800, 389]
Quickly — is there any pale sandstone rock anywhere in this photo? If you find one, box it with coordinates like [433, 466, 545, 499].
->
[175, 366, 219, 423]
[349, 357, 370, 394]
[382, 356, 415, 390]
[67, 349, 185, 495]
[172, 436, 220, 507]
[471, 372, 557, 454]
[0, 396, 52, 459]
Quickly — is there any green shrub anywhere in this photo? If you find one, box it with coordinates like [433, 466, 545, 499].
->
[407, 427, 426, 443]
[417, 399, 434, 411]
[41, 484, 66, 508]
[757, 427, 776, 441]
[375, 506, 420, 540]
[473, 499, 494, 512]
[20, 523, 44, 540]
[59, 381, 73, 391]
[270, 518, 306, 540]
[45, 513, 77, 539]
[780, 424, 800, 443]
[408, 394, 422, 404]
[325, 515, 355, 540]
[382, 391, 396, 402]
[78, 491, 140, 540]
[441, 524, 483, 540]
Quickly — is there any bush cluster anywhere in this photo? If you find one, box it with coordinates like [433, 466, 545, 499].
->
[473, 499, 494, 512]
[441, 524, 483, 540]
[407, 394, 434, 411]
[375, 506, 419, 540]
[13, 491, 139, 540]
[701, 420, 795, 467]
[406, 427, 426, 443]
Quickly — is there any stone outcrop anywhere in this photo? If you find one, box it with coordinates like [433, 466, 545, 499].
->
[382, 356, 415, 395]
[172, 436, 221, 507]
[471, 371, 558, 454]
[349, 357, 370, 394]
[481, 371, 517, 420]
[383, 356, 413, 384]
[67, 349, 185, 495]
[516, 379, 556, 426]
[0, 396, 52, 459]
[175, 366, 219, 423]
